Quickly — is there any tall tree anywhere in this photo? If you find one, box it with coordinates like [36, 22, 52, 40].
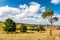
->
[41, 8, 58, 36]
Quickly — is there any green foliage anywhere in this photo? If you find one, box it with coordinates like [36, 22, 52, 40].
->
[28, 27, 36, 31]
[53, 17, 58, 22]
[42, 8, 58, 23]
[36, 25, 46, 32]
[42, 8, 53, 18]
[41, 8, 58, 35]
[3, 18, 16, 33]
[19, 24, 27, 32]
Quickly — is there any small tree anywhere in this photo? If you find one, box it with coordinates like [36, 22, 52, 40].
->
[36, 25, 45, 32]
[19, 24, 27, 32]
[42, 8, 58, 36]
[3, 18, 16, 33]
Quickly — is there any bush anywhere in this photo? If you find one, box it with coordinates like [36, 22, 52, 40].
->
[36, 25, 46, 32]
[19, 24, 27, 32]
[28, 27, 36, 31]
[3, 18, 16, 33]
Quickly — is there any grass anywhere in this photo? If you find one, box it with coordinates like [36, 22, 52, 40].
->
[0, 23, 60, 40]
[0, 30, 60, 40]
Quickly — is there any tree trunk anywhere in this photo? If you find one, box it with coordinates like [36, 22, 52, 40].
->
[50, 25, 52, 36]
[50, 15, 53, 36]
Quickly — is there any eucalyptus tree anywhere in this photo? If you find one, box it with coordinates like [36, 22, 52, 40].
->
[41, 8, 58, 36]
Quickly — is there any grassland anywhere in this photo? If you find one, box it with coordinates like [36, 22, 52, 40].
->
[0, 23, 60, 40]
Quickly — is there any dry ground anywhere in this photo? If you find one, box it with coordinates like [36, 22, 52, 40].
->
[0, 23, 60, 40]
[0, 30, 60, 40]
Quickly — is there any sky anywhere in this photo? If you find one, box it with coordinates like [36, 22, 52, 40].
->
[0, 0, 60, 25]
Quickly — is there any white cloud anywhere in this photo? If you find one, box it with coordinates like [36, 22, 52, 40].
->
[0, 5, 21, 21]
[29, 2, 40, 13]
[16, 2, 46, 24]
[0, 2, 59, 25]
[0, 2, 46, 25]
[51, 0, 60, 4]
[19, 4, 28, 9]
[40, 6, 45, 12]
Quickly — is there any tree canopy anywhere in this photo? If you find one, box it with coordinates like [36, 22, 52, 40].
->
[3, 18, 16, 33]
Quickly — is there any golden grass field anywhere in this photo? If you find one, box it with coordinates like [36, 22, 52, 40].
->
[0, 23, 60, 40]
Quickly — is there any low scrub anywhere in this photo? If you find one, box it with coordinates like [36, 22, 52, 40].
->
[36, 25, 46, 32]
[19, 24, 27, 32]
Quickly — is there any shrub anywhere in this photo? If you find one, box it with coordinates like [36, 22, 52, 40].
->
[3, 18, 16, 33]
[19, 24, 27, 32]
[28, 27, 36, 31]
[36, 25, 46, 32]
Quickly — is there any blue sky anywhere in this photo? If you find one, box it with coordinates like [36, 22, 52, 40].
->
[0, 0, 60, 25]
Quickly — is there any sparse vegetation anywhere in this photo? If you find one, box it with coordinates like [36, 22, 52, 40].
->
[36, 25, 46, 32]
[28, 27, 36, 31]
[0, 22, 60, 40]
[19, 24, 27, 32]
[0, 8, 59, 40]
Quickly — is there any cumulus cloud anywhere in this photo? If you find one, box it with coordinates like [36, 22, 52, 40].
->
[0, 2, 46, 25]
[0, 5, 20, 21]
[0, 2, 59, 25]
[16, 2, 46, 24]
[51, 0, 60, 4]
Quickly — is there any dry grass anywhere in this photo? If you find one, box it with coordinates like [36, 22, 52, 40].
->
[0, 30, 60, 40]
[0, 23, 60, 40]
